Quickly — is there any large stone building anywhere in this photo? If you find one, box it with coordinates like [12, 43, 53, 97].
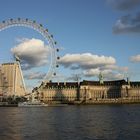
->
[33, 82, 79, 102]
[0, 62, 26, 97]
[34, 79, 140, 103]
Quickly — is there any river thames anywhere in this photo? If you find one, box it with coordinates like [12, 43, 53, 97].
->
[0, 104, 140, 140]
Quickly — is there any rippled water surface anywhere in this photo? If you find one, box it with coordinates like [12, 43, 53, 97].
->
[0, 104, 140, 140]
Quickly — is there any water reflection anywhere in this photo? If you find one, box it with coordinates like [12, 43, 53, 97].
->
[0, 105, 140, 140]
[0, 107, 24, 140]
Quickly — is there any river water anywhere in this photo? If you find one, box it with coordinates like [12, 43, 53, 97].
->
[0, 104, 140, 140]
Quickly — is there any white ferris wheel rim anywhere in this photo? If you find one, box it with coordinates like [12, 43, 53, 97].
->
[0, 18, 58, 82]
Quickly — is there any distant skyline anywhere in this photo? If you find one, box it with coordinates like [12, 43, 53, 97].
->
[0, 0, 140, 91]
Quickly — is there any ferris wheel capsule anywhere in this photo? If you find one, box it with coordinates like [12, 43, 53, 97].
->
[57, 56, 60, 60]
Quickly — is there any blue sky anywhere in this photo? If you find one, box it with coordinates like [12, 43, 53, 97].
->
[0, 0, 140, 90]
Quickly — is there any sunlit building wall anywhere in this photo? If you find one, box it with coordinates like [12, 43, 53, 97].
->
[0, 62, 26, 97]
[36, 80, 140, 102]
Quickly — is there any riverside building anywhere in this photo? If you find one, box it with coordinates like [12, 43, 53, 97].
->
[33, 79, 140, 103]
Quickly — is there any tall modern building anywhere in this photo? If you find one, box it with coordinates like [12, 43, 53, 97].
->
[0, 62, 26, 97]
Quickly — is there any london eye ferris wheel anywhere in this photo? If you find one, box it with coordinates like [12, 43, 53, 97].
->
[0, 18, 59, 83]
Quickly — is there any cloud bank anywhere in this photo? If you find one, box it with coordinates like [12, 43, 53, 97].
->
[11, 38, 50, 70]
[59, 53, 128, 80]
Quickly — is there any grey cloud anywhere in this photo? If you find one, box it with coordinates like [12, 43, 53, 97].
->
[107, 0, 140, 11]
[113, 12, 140, 34]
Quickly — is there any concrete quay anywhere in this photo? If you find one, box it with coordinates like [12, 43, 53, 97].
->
[45, 99, 140, 105]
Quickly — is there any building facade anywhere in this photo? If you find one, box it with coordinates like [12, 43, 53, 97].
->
[0, 62, 26, 97]
[34, 80, 140, 103]
[35, 82, 79, 102]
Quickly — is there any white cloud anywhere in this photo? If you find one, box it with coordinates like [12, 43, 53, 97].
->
[58, 53, 128, 80]
[102, 65, 128, 72]
[130, 54, 140, 62]
[105, 73, 124, 80]
[83, 68, 100, 76]
[24, 72, 46, 80]
[83, 68, 112, 77]
[84, 68, 124, 80]
[11, 38, 50, 70]
[59, 53, 116, 69]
